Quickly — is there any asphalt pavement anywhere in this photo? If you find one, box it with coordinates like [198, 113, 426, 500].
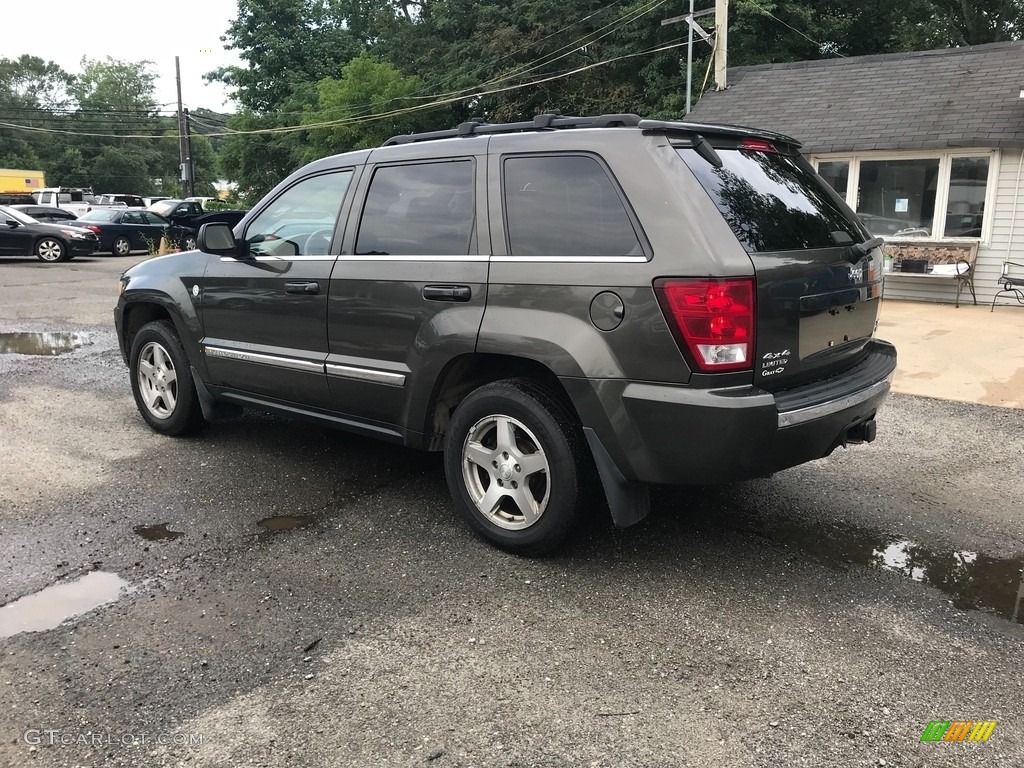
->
[0, 254, 1021, 768]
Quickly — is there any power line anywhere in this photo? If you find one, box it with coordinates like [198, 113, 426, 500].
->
[0, 38, 694, 141]
[746, 0, 846, 57]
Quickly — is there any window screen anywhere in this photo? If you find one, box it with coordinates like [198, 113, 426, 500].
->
[356, 161, 476, 256]
[503, 155, 642, 257]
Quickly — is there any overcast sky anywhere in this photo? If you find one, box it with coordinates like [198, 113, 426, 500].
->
[4, 0, 243, 111]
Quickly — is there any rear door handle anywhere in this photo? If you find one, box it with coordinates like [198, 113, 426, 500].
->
[422, 284, 472, 302]
[285, 281, 320, 295]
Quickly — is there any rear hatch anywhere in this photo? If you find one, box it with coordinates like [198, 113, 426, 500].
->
[676, 135, 883, 390]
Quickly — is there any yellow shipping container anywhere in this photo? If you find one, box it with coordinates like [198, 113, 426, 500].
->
[0, 169, 46, 193]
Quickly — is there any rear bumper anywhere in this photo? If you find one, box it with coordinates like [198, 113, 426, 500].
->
[566, 340, 896, 485]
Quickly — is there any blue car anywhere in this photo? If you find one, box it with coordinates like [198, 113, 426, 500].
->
[76, 209, 195, 256]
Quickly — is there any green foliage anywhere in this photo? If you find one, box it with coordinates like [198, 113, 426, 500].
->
[90, 148, 154, 195]
[306, 54, 436, 157]
[45, 148, 90, 188]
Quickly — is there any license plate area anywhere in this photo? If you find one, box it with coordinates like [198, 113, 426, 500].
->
[799, 297, 879, 359]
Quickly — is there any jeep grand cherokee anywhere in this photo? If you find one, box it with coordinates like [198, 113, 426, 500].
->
[115, 114, 896, 555]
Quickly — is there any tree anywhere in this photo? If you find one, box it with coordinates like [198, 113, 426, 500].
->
[90, 148, 154, 195]
[306, 54, 435, 157]
[69, 57, 160, 146]
[45, 148, 91, 188]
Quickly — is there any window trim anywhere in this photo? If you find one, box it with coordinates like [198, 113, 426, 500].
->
[812, 149, 999, 244]
[499, 151, 652, 261]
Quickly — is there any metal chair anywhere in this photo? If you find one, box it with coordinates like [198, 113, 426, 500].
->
[990, 261, 1024, 311]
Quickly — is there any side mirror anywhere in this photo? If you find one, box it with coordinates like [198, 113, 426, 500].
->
[5, 219, 19, 228]
[197, 222, 247, 258]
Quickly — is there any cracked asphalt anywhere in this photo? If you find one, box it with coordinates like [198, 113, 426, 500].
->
[0, 254, 1022, 768]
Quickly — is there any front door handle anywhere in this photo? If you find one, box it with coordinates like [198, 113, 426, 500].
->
[423, 284, 472, 302]
[285, 281, 320, 295]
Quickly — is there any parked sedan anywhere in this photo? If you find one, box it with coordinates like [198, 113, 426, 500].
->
[10, 205, 82, 225]
[0, 205, 99, 262]
[76, 208, 194, 256]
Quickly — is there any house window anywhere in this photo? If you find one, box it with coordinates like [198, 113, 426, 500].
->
[814, 152, 992, 241]
[817, 161, 849, 199]
[857, 159, 939, 237]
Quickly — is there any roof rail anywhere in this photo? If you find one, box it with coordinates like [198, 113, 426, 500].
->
[382, 113, 642, 146]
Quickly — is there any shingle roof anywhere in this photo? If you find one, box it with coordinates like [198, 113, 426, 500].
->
[688, 42, 1024, 153]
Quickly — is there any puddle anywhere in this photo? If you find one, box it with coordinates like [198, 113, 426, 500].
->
[0, 572, 130, 639]
[257, 515, 315, 532]
[0, 331, 91, 356]
[748, 518, 1024, 624]
[134, 523, 184, 541]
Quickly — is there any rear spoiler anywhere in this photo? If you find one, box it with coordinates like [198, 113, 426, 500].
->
[638, 119, 802, 150]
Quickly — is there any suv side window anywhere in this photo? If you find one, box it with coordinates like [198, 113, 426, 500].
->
[502, 154, 643, 258]
[245, 170, 354, 257]
[355, 160, 476, 256]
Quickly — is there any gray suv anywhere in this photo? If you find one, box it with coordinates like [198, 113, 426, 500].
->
[114, 114, 896, 555]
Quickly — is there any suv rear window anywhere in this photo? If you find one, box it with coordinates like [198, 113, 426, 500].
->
[679, 147, 861, 253]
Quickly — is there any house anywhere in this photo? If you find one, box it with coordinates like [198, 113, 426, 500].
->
[689, 41, 1024, 306]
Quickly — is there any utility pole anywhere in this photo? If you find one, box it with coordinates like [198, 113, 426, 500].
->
[174, 56, 189, 195]
[183, 108, 195, 197]
[714, 0, 729, 90]
[662, 5, 715, 114]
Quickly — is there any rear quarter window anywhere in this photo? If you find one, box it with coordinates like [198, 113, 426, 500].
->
[502, 154, 643, 258]
[679, 147, 861, 253]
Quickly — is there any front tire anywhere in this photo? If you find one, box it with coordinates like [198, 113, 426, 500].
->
[112, 236, 131, 256]
[128, 320, 206, 436]
[182, 235, 197, 251]
[35, 237, 68, 263]
[444, 379, 587, 556]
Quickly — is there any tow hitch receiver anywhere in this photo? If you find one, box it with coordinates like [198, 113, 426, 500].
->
[844, 418, 877, 445]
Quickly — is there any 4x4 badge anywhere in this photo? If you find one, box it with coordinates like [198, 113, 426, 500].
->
[762, 350, 790, 360]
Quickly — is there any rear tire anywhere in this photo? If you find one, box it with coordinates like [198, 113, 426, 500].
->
[112, 236, 131, 256]
[128, 320, 206, 436]
[444, 379, 587, 556]
[35, 237, 68, 263]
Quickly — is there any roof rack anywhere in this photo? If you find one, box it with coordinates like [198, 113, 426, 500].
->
[382, 113, 642, 146]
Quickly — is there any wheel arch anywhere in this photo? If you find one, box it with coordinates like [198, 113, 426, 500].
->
[416, 353, 578, 451]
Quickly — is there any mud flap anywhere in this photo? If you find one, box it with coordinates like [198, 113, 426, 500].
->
[190, 366, 243, 421]
[583, 427, 651, 528]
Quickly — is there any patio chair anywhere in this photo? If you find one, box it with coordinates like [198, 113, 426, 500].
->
[990, 261, 1024, 311]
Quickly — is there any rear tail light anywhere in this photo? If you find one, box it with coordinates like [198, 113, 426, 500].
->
[740, 138, 777, 153]
[655, 278, 755, 372]
[83, 225, 101, 234]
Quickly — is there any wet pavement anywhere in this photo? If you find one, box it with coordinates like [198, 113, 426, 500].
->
[0, 257, 1022, 767]
[0, 330, 92, 356]
[0, 571, 129, 639]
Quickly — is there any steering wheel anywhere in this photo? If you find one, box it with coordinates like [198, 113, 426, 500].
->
[304, 228, 334, 255]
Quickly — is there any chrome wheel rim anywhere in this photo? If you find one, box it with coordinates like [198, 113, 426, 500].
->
[137, 341, 178, 419]
[114, 238, 130, 255]
[184, 236, 197, 250]
[461, 414, 550, 530]
[37, 239, 63, 261]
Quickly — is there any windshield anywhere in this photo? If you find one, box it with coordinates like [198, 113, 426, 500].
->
[0, 205, 38, 225]
[679, 147, 863, 252]
[78, 209, 119, 222]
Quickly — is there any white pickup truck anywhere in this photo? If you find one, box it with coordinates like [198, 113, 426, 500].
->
[30, 188, 126, 217]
